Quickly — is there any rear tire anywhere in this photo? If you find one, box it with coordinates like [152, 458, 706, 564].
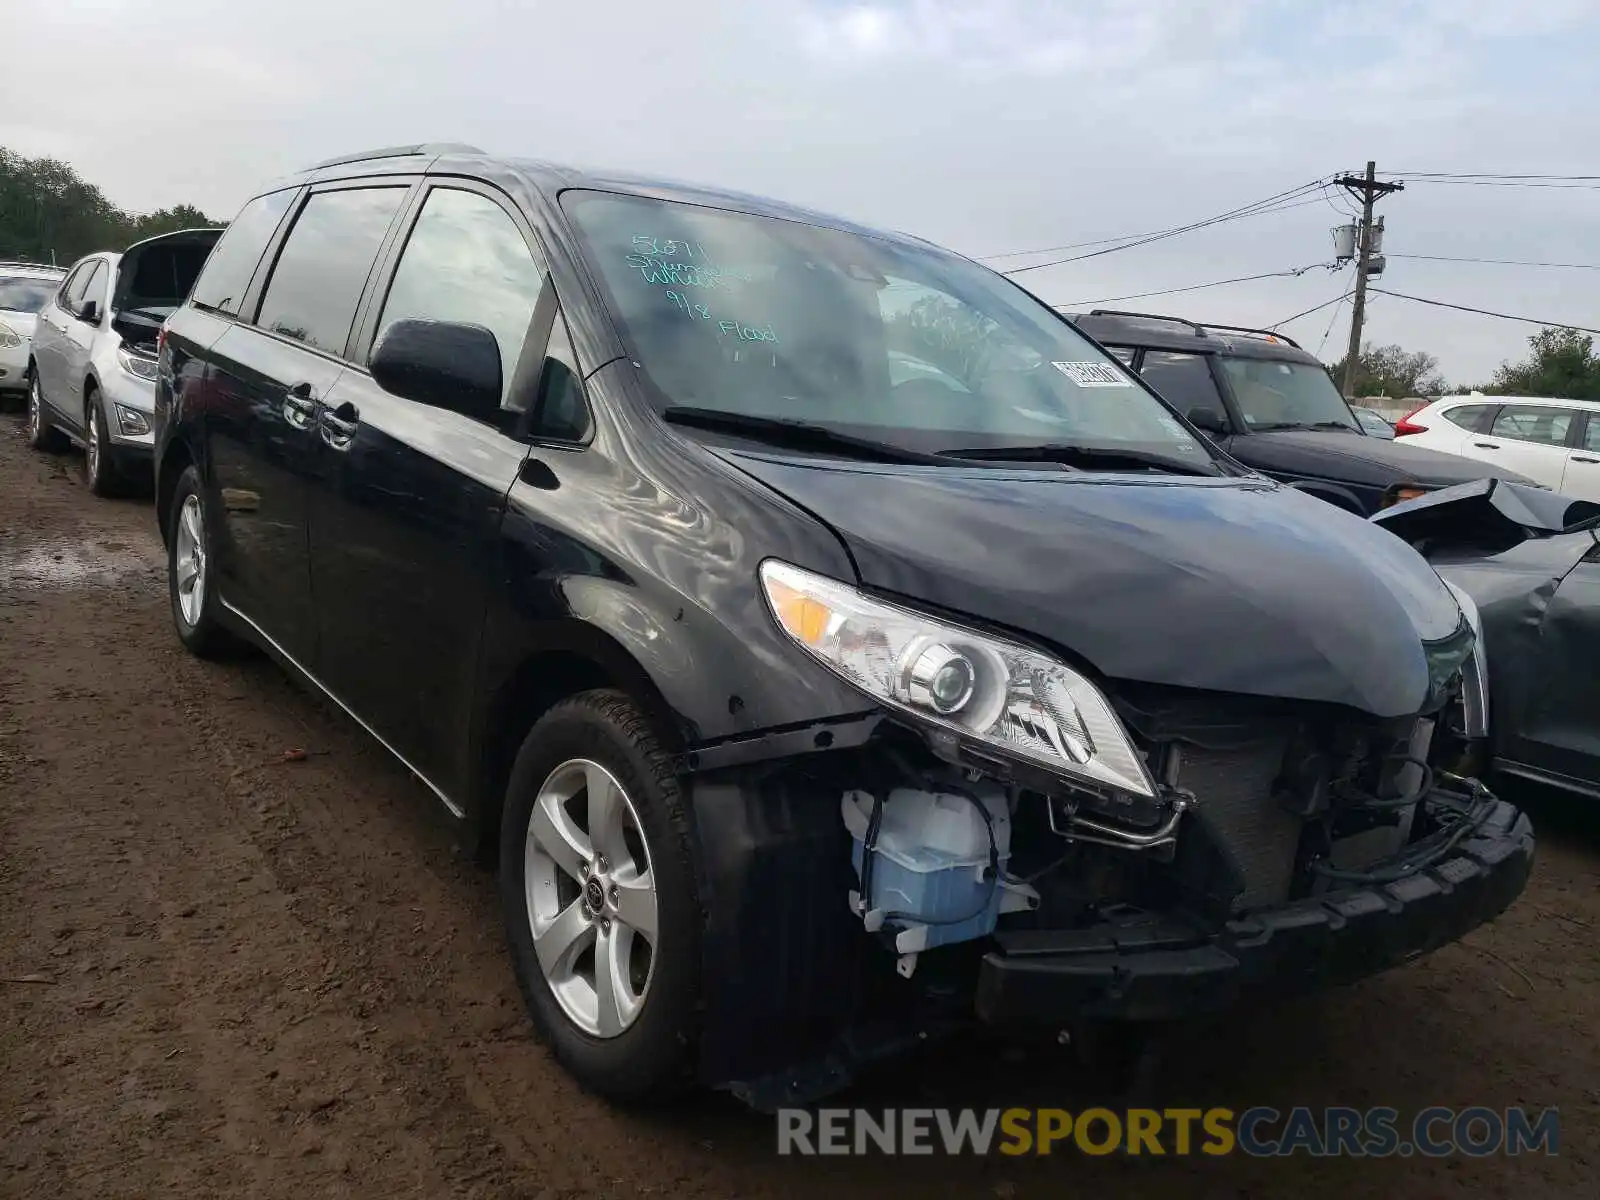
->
[167, 465, 240, 658]
[500, 690, 702, 1104]
[25, 371, 67, 453]
[85, 389, 123, 497]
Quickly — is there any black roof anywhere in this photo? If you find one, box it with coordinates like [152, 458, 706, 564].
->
[270, 145, 950, 257]
[1066, 309, 1323, 364]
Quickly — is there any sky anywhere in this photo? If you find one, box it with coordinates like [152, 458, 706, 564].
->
[6, 0, 1600, 385]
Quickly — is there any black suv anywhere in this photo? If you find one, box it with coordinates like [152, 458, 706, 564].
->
[1067, 310, 1533, 514]
[153, 144, 1533, 1108]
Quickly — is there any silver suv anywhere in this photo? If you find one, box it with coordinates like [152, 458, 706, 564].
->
[28, 228, 221, 495]
[0, 262, 67, 398]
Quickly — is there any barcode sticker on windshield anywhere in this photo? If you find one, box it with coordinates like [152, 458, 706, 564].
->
[1052, 360, 1131, 387]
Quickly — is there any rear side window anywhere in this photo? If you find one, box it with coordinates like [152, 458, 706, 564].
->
[1489, 405, 1574, 447]
[256, 187, 408, 356]
[191, 190, 295, 316]
[1583, 416, 1600, 453]
[1139, 351, 1225, 420]
[375, 187, 544, 404]
[1444, 403, 1495, 433]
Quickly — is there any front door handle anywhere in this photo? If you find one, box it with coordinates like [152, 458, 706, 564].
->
[320, 401, 359, 450]
[1472, 441, 1500, 450]
[283, 383, 317, 430]
[1573, 455, 1600, 464]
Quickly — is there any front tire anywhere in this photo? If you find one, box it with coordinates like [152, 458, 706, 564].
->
[85, 390, 123, 497]
[26, 371, 67, 453]
[166, 465, 238, 658]
[500, 690, 702, 1103]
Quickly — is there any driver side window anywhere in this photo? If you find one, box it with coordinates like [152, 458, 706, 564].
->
[78, 262, 108, 315]
[58, 262, 93, 312]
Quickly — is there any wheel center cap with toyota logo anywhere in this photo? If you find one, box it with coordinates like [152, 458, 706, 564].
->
[585, 877, 605, 914]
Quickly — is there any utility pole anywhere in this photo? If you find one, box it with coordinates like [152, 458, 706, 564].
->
[1337, 162, 1403, 398]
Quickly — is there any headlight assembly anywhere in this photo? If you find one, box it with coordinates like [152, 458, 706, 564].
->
[759, 559, 1155, 797]
[0, 322, 21, 349]
[117, 346, 159, 381]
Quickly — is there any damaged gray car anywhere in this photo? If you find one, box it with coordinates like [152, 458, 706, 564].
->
[1372, 478, 1600, 803]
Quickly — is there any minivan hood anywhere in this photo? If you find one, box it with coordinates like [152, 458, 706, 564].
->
[1232, 428, 1533, 486]
[717, 451, 1467, 719]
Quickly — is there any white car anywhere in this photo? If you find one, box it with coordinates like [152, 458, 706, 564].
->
[1395, 394, 1600, 502]
[27, 228, 221, 495]
[0, 262, 68, 397]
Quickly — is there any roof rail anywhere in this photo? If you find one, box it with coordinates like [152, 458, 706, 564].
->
[1085, 309, 1208, 337]
[1084, 309, 1305, 350]
[302, 142, 486, 172]
[1200, 321, 1304, 350]
[0, 259, 65, 271]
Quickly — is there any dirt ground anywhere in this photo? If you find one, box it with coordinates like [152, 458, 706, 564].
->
[1, 406, 1596, 1200]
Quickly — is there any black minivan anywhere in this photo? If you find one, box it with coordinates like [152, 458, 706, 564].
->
[153, 144, 1533, 1108]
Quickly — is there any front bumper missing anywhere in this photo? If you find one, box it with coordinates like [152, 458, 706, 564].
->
[975, 797, 1533, 1024]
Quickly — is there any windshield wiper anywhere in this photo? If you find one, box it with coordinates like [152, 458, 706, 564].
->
[940, 443, 1222, 476]
[1254, 420, 1357, 432]
[661, 406, 963, 467]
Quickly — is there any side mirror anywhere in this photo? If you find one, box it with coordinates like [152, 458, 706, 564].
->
[1186, 406, 1228, 437]
[370, 319, 502, 423]
[78, 299, 101, 325]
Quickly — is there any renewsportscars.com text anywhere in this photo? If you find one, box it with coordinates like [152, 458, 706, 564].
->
[776, 1106, 1559, 1157]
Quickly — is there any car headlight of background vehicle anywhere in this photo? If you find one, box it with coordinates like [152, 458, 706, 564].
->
[116, 346, 159, 381]
[759, 559, 1156, 797]
[0, 322, 21, 349]
[1443, 580, 1489, 740]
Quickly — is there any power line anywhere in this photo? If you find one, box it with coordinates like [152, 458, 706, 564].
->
[989, 179, 1331, 274]
[1398, 179, 1600, 190]
[1319, 181, 1360, 219]
[977, 187, 1319, 260]
[1050, 262, 1329, 309]
[1389, 252, 1600, 271]
[1317, 291, 1350, 357]
[1380, 172, 1600, 181]
[1001, 189, 1328, 274]
[1369, 287, 1600, 335]
[1269, 290, 1352, 330]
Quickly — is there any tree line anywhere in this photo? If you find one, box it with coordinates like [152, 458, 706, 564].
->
[1, 147, 222, 266]
[1331, 327, 1600, 401]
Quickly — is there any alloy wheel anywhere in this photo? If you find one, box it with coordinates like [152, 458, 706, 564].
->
[27, 376, 41, 442]
[523, 758, 658, 1038]
[173, 493, 207, 629]
[86, 405, 101, 482]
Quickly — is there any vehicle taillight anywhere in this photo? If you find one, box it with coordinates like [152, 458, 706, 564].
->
[156, 326, 167, 358]
[1393, 403, 1429, 436]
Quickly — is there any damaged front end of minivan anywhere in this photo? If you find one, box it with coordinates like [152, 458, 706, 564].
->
[678, 512, 1534, 1110]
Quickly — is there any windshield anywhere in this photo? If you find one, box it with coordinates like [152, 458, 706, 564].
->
[1218, 357, 1358, 431]
[563, 191, 1214, 462]
[0, 277, 58, 314]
